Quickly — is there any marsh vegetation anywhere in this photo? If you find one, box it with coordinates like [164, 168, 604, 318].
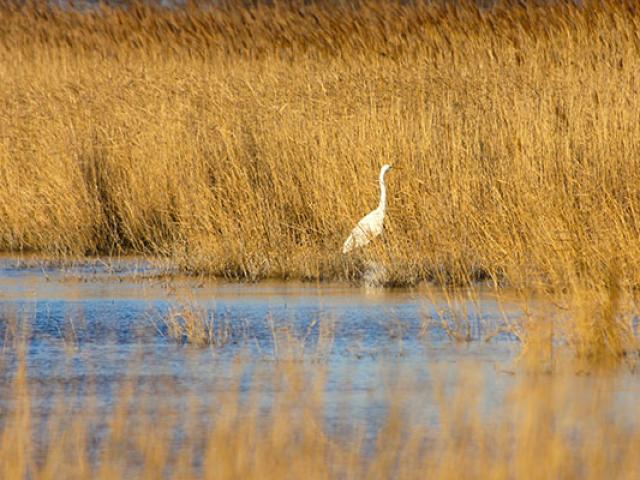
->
[0, 258, 637, 478]
[2, 0, 640, 477]
[2, 0, 640, 290]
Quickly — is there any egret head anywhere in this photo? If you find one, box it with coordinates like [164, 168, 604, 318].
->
[381, 164, 393, 176]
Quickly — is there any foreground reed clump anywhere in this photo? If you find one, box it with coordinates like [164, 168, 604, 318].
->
[1, 350, 640, 479]
[2, 1, 640, 288]
[161, 303, 233, 347]
[0, 278, 639, 477]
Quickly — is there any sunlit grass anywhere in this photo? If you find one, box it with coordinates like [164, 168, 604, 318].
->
[2, 1, 640, 475]
[161, 302, 233, 348]
[1, 345, 639, 479]
[1, 1, 639, 289]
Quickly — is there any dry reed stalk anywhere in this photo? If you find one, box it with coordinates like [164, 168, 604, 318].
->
[163, 303, 232, 347]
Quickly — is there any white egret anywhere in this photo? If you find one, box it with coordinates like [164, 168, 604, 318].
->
[342, 164, 393, 254]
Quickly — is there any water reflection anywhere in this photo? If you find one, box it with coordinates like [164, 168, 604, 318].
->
[0, 257, 520, 421]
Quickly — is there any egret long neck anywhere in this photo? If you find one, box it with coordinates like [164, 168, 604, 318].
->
[377, 170, 387, 212]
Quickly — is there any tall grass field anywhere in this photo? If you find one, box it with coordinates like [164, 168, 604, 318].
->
[2, 1, 640, 288]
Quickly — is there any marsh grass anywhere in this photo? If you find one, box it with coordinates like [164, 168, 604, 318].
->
[158, 298, 337, 361]
[0, 283, 639, 476]
[1, 1, 640, 289]
[161, 302, 233, 348]
[506, 282, 639, 371]
[2, 1, 640, 474]
[1, 349, 640, 479]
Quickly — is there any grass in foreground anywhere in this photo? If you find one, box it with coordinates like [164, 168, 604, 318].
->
[1, 350, 640, 479]
[0, 273, 638, 477]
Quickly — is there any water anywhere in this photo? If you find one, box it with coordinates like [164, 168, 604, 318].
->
[3, 255, 639, 467]
[0, 256, 520, 409]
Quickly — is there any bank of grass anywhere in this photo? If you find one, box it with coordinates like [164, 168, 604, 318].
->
[2, 1, 640, 289]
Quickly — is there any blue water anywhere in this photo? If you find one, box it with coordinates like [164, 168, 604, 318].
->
[3, 255, 640, 472]
[0, 256, 524, 449]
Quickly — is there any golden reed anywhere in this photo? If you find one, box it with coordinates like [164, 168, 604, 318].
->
[1, 349, 640, 479]
[1, 1, 640, 290]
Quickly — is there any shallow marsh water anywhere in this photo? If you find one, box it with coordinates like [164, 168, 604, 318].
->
[0, 257, 515, 405]
[1, 256, 639, 465]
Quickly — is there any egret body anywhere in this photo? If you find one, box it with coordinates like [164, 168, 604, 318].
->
[342, 164, 393, 254]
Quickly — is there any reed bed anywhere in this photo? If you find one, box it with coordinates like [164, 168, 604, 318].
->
[4, 4, 640, 473]
[1, 1, 640, 289]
